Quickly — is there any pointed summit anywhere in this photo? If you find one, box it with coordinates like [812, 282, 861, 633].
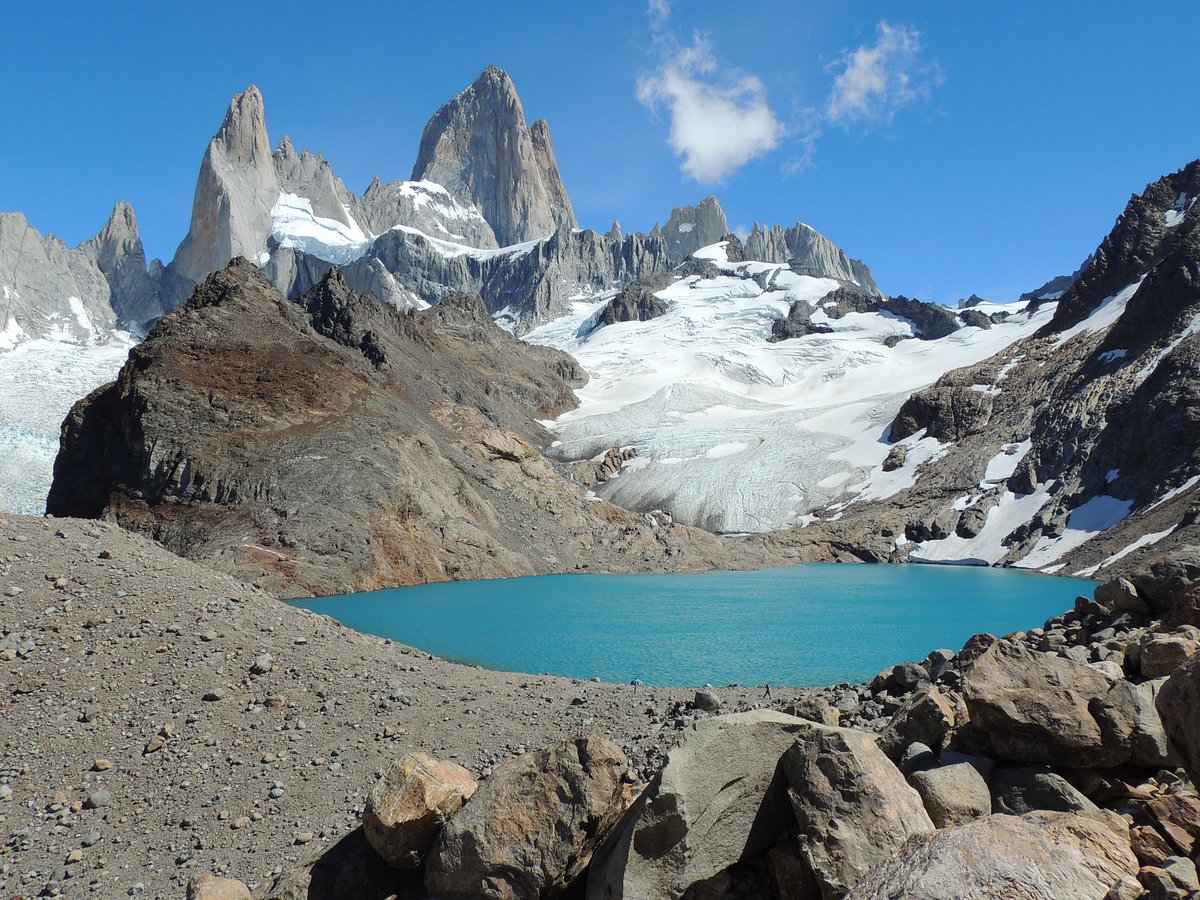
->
[169, 84, 280, 285]
[215, 84, 271, 165]
[663, 196, 729, 261]
[411, 65, 577, 246]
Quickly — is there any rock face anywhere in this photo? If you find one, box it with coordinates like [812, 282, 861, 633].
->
[782, 724, 934, 899]
[805, 159, 1200, 576]
[0, 205, 169, 344]
[425, 736, 628, 900]
[588, 710, 810, 900]
[411, 65, 577, 247]
[1157, 653, 1200, 786]
[963, 639, 1139, 767]
[362, 753, 477, 869]
[845, 811, 1140, 900]
[289, 221, 670, 333]
[745, 221, 878, 292]
[45, 260, 750, 595]
[169, 85, 280, 286]
[594, 273, 673, 329]
[662, 197, 728, 262]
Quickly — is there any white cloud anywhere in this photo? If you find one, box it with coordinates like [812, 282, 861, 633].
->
[646, 0, 671, 30]
[637, 34, 781, 183]
[826, 22, 936, 127]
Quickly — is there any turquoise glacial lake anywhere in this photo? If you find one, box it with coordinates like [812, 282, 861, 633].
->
[292, 564, 1095, 687]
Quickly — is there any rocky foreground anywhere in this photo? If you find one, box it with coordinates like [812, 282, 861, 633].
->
[4, 515, 1200, 899]
[0, 515, 819, 899]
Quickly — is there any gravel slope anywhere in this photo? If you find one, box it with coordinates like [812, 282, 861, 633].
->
[0, 515, 808, 898]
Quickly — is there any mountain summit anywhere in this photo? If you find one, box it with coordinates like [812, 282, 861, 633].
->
[411, 65, 578, 246]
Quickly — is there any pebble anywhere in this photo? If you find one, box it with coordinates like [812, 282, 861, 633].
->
[295, 831, 314, 844]
[202, 689, 226, 702]
[251, 653, 274, 675]
[93, 758, 113, 771]
[84, 789, 112, 809]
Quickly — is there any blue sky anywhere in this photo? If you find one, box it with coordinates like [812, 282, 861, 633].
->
[3, 1, 1197, 303]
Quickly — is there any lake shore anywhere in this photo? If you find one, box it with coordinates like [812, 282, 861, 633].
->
[0, 514, 837, 898]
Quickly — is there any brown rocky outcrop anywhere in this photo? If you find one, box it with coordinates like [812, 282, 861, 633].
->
[46, 260, 754, 596]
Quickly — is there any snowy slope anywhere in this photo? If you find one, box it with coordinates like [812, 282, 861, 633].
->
[0, 334, 134, 514]
[527, 243, 1055, 533]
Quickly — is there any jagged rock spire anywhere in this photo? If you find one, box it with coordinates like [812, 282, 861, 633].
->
[411, 66, 578, 246]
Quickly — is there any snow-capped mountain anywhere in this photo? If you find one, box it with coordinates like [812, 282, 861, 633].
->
[527, 242, 1048, 533]
[778, 159, 1200, 577]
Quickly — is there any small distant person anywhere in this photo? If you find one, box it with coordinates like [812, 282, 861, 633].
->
[762, 683, 772, 699]
[630, 677, 644, 689]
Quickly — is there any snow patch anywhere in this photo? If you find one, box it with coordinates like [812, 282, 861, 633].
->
[980, 439, 1031, 488]
[1016, 494, 1133, 570]
[676, 222, 695, 233]
[271, 192, 370, 264]
[526, 268, 1054, 533]
[910, 483, 1055, 566]
[1054, 279, 1144, 347]
[0, 317, 27, 351]
[1145, 474, 1200, 513]
[1074, 527, 1176, 578]
[1098, 348, 1127, 364]
[0, 334, 135, 514]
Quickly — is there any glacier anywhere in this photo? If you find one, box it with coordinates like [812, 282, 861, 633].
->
[527, 242, 1057, 534]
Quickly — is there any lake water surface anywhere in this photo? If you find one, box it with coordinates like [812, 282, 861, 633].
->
[292, 564, 1094, 687]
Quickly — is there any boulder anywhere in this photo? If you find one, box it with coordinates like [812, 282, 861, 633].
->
[845, 811, 1140, 900]
[783, 696, 841, 726]
[1123, 678, 1182, 769]
[962, 639, 1139, 767]
[1138, 631, 1200, 678]
[907, 761, 991, 827]
[186, 876, 252, 900]
[1137, 794, 1200, 859]
[782, 724, 934, 899]
[877, 687, 958, 759]
[587, 711, 809, 900]
[427, 735, 628, 900]
[692, 690, 722, 713]
[363, 752, 477, 869]
[989, 764, 1098, 815]
[1140, 856, 1200, 900]
[1131, 546, 1200, 616]
[892, 662, 930, 692]
[1155, 653, 1200, 786]
[1095, 576, 1151, 615]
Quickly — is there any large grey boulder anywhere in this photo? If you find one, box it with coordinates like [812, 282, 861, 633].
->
[411, 65, 577, 247]
[426, 735, 628, 900]
[1131, 545, 1200, 615]
[362, 752, 477, 869]
[782, 724, 934, 899]
[877, 686, 958, 759]
[962, 639, 1139, 767]
[989, 765, 1098, 815]
[907, 761, 991, 827]
[1156, 653, 1200, 786]
[587, 710, 809, 900]
[845, 811, 1140, 900]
